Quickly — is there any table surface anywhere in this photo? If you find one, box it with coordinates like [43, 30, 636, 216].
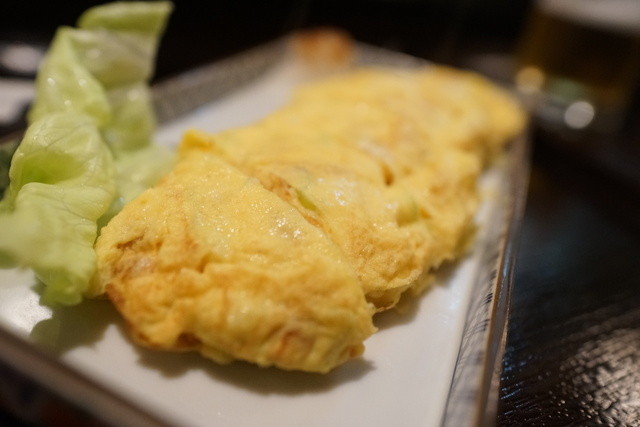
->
[497, 125, 640, 426]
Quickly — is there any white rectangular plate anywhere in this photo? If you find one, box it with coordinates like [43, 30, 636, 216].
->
[0, 38, 528, 427]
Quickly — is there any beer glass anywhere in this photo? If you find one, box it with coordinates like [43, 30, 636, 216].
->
[515, 0, 640, 136]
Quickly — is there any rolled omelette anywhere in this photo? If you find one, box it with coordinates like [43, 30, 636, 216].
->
[94, 65, 525, 373]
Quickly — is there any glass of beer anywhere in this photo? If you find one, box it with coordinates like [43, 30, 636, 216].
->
[515, 0, 640, 137]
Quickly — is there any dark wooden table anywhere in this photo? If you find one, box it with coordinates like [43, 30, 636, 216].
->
[497, 124, 640, 426]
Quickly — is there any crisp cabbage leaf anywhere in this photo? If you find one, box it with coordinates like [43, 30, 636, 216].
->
[0, 113, 115, 304]
[0, 1, 173, 305]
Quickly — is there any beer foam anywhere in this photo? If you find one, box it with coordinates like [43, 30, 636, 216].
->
[540, 0, 640, 34]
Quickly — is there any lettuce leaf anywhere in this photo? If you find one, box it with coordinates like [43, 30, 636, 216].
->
[0, 1, 174, 305]
[0, 113, 116, 304]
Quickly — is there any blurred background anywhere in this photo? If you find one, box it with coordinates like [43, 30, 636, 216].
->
[0, 1, 531, 76]
[1, 1, 640, 425]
